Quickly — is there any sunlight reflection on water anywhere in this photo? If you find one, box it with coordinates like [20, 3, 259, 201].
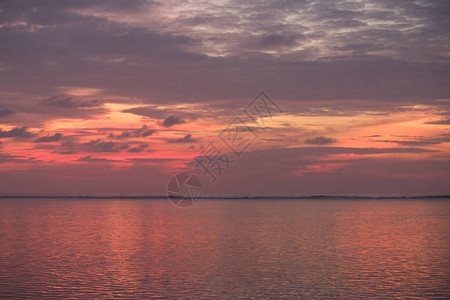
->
[0, 199, 449, 298]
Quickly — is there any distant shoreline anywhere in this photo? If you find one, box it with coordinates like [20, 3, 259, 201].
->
[0, 195, 449, 200]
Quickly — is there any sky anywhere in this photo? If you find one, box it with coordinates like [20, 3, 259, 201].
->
[0, 0, 449, 196]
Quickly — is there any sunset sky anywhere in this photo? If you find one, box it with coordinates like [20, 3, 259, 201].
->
[0, 0, 449, 196]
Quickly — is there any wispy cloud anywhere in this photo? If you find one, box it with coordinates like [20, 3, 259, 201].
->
[42, 94, 103, 108]
[77, 155, 119, 163]
[425, 118, 450, 125]
[167, 134, 197, 143]
[161, 115, 186, 127]
[0, 107, 16, 117]
[108, 125, 157, 139]
[0, 127, 35, 138]
[34, 133, 63, 143]
[305, 136, 337, 145]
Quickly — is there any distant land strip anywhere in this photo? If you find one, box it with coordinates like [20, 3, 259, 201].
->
[0, 195, 449, 200]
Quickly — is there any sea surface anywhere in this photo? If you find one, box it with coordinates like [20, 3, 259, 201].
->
[0, 198, 449, 299]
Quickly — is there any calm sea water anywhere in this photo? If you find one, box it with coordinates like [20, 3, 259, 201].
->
[0, 198, 449, 299]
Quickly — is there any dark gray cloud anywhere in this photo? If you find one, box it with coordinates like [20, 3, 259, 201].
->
[258, 34, 299, 48]
[161, 115, 186, 127]
[83, 140, 117, 152]
[245, 146, 436, 161]
[127, 158, 178, 163]
[186, 144, 446, 195]
[281, 101, 422, 117]
[77, 155, 118, 163]
[189, 145, 437, 171]
[0, 0, 448, 104]
[0, 95, 109, 127]
[108, 125, 157, 139]
[375, 134, 450, 146]
[122, 106, 201, 122]
[241, 33, 303, 50]
[56, 139, 129, 154]
[127, 147, 142, 153]
[34, 133, 63, 143]
[166, 0, 450, 62]
[42, 95, 103, 108]
[127, 144, 149, 153]
[0, 107, 16, 117]
[305, 136, 337, 145]
[425, 118, 450, 125]
[0, 127, 35, 138]
[122, 107, 162, 118]
[167, 134, 197, 143]
[0, 153, 40, 164]
[0, 0, 150, 24]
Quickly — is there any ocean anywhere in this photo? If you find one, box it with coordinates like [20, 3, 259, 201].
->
[0, 198, 449, 299]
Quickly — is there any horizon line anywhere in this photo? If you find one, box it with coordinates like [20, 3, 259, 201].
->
[0, 195, 449, 200]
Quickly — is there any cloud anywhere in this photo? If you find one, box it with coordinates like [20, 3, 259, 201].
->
[121, 106, 195, 119]
[220, 154, 450, 195]
[122, 107, 160, 118]
[425, 118, 450, 125]
[0, 0, 449, 105]
[108, 125, 157, 139]
[245, 147, 436, 161]
[127, 147, 142, 153]
[189, 145, 437, 177]
[167, 134, 197, 143]
[1, 95, 108, 126]
[305, 136, 337, 145]
[34, 133, 62, 143]
[42, 94, 103, 108]
[127, 144, 149, 153]
[127, 158, 178, 163]
[0, 127, 35, 138]
[365, 135, 382, 138]
[0, 107, 16, 117]
[83, 139, 119, 152]
[55, 138, 133, 154]
[0, 153, 40, 164]
[185, 145, 447, 195]
[77, 155, 118, 163]
[247, 34, 302, 50]
[376, 134, 450, 146]
[161, 115, 186, 127]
